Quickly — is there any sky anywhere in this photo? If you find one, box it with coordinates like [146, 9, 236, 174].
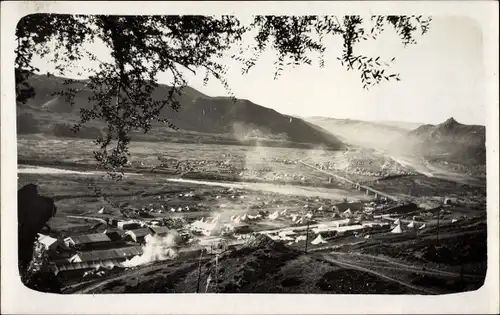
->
[31, 16, 486, 126]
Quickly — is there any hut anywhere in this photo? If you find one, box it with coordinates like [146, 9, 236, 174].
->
[103, 228, 125, 242]
[117, 220, 141, 230]
[64, 233, 112, 250]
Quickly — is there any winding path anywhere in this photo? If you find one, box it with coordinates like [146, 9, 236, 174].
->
[316, 253, 440, 294]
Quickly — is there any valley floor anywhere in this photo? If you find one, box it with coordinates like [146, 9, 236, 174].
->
[16, 137, 488, 294]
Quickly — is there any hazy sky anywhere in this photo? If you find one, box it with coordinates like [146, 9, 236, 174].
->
[31, 16, 486, 125]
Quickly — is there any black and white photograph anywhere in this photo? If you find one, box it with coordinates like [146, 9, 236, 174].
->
[1, 1, 499, 314]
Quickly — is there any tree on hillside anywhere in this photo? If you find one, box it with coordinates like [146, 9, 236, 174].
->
[15, 14, 431, 177]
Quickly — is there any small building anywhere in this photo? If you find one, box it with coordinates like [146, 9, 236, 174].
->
[123, 228, 151, 244]
[68, 246, 143, 263]
[149, 226, 170, 237]
[443, 197, 457, 205]
[117, 220, 141, 230]
[103, 228, 125, 242]
[64, 233, 112, 250]
[37, 233, 60, 252]
[55, 246, 144, 278]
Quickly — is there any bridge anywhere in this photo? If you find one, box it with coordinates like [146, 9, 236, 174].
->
[298, 160, 400, 202]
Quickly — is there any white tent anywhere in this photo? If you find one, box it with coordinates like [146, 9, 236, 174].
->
[394, 218, 401, 225]
[364, 235, 370, 239]
[291, 214, 298, 222]
[97, 207, 105, 214]
[407, 221, 415, 228]
[305, 213, 313, 219]
[233, 216, 241, 224]
[269, 211, 279, 221]
[248, 214, 262, 220]
[391, 223, 403, 234]
[311, 234, 327, 245]
[452, 218, 458, 223]
[240, 214, 248, 222]
[419, 224, 427, 230]
[343, 209, 352, 217]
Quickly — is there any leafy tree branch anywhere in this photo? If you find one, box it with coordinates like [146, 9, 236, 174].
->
[15, 14, 431, 178]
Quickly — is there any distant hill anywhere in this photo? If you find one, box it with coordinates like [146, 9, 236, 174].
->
[390, 117, 486, 165]
[372, 120, 423, 131]
[305, 116, 413, 150]
[305, 116, 486, 166]
[17, 74, 344, 150]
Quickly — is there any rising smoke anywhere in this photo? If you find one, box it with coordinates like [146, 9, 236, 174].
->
[123, 231, 180, 267]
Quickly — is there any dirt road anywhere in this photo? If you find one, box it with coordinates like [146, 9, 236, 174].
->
[316, 253, 440, 294]
[329, 251, 483, 280]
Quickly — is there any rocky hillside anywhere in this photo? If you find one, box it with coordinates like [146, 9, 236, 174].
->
[17, 74, 343, 149]
[391, 117, 486, 165]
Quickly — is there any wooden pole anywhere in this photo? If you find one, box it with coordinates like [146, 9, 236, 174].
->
[214, 253, 219, 293]
[195, 250, 203, 293]
[304, 219, 310, 254]
[436, 209, 440, 246]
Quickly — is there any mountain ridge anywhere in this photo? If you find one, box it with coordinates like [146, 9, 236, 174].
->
[17, 73, 344, 150]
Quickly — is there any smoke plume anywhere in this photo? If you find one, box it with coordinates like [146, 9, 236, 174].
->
[123, 231, 180, 267]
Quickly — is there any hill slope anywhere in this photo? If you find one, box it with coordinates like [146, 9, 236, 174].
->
[305, 117, 413, 149]
[390, 117, 486, 165]
[17, 74, 343, 149]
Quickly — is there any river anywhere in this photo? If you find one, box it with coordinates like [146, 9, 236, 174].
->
[18, 165, 371, 200]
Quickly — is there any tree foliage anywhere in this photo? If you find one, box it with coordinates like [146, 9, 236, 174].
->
[15, 14, 431, 178]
